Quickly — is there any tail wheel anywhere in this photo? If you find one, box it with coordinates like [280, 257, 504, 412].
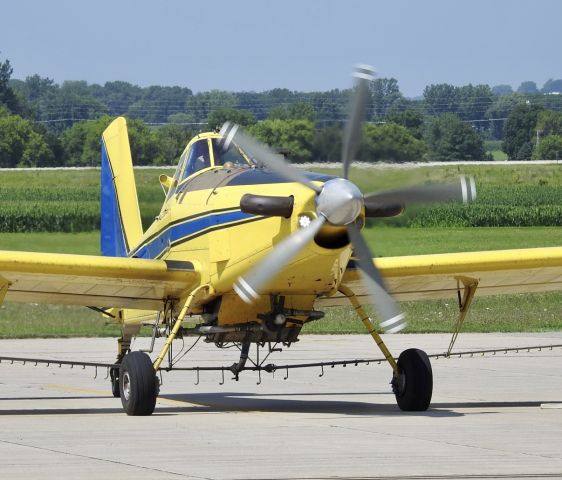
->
[393, 348, 433, 411]
[119, 352, 159, 416]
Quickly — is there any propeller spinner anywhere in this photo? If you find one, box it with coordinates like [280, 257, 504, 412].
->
[226, 65, 476, 334]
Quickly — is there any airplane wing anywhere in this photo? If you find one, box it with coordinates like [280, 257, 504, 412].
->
[318, 247, 562, 307]
[0, 251, 199, 311]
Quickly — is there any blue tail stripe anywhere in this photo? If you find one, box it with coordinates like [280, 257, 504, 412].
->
[101, 141, 128, 257]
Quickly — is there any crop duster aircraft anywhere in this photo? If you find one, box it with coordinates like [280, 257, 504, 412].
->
[2, 66, 562, 416]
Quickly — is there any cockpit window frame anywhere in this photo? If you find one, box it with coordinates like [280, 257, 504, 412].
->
[175, 137, 214, 186]
[210, 138, 253, 168]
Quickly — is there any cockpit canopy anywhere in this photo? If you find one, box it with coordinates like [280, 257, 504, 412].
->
[177, 135, 252, 184]
[163, 133, 254, 202]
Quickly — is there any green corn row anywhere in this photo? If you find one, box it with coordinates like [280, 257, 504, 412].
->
[0, 202, 162, 232]
[409, 205, 562, 227]
[2, 182, 562, 232]
[0, 187, 100, 202]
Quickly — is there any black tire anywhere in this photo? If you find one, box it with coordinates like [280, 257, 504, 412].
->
[119, 352, 158, 416]
[393, 348, 433, 411]
[110, 367, 120, 398]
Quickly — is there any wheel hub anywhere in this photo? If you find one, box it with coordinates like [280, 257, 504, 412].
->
[391, 371, 406, 396]
[122, 372, 131, 401]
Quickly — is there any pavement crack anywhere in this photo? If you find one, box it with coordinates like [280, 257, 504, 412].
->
[0, 438, 211, 480]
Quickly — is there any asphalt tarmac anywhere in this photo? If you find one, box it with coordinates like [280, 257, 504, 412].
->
[1, 333, 562, 479]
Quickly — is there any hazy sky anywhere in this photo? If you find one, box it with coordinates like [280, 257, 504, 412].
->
[1, 0, 561, 97]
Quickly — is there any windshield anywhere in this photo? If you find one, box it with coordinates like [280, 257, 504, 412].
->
[181, 139, 211, 181]
[211, 138, 252, 167]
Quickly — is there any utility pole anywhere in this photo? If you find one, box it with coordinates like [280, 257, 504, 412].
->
[536, 129, 540, 147]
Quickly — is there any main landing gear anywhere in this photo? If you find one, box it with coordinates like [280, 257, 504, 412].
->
[119, 351, 159, 416]
[392, 349, 433, 411]
[339, 286, 433, 412]
[110, 332, 159, 415]
[111, 282, 434, 415]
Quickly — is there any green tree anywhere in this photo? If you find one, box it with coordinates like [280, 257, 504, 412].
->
[34, 80, 108, 133]
[492, 85, 514, 96]
[127, 85, 192, 123]
[541, 79, 562, 94]
[536, 110, 562, 137]
[167, 112, 196, 125]
[309, 89, 350, 125]
[93, 81, 143, 116]
[0, 56, 28, 116]
[124, 117, 165, 165]
[532, 135, 562, 160]
[207, 107, 256, 130]
[359, 123, 428, 163]
[268, 101, 315, 121]
[515, 142, 533, 160]
[15, 74, 56, 103]
[60, 116, 112, 166]
[369, 77, 402, 120]
[385, 109, 425, 139]
[424, 113, 485, 161]
[61, 116, 165, 166]
[485, 94, 524, 139]
[248, 119, 314, 162]
[517, 81, 539, 94]
[262, 88, 295, 113]
[0, 113, 54, 167]
[312, 127, 342, 162]
[423, 83, 459, 115]
[185, 90, 237, 123]
[502, 104, 543, 159]
[155, 123, 194, 163]
[458, 84, 493, 122]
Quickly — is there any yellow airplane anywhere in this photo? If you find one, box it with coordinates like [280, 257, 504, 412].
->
[2, 65, 562, 416]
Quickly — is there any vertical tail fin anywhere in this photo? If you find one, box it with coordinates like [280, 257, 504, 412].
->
[100, 117, 143, 257]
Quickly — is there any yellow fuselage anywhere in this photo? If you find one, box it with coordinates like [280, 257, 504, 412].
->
[128, 133, 354, 327]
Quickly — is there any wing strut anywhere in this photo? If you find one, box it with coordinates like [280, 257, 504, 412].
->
[0, 277, 9, 305]
[447, 276, 479, 357]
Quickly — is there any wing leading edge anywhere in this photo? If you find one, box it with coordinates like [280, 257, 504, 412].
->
[0, 251, 199, 311]
[318, 246, 562, 307]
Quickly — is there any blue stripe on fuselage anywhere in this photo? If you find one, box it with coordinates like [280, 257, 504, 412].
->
[131, 210, 257, 259]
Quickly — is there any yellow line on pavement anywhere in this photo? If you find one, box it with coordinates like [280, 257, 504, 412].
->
[46, 384, 209, 408]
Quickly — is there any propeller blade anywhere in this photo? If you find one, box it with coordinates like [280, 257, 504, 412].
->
[363, 175, 476, 213]
[220, 122, 321, 193]
[342, 65, 375, 180]
[234, 216, 326, 303]
[346, 223, 406, 333]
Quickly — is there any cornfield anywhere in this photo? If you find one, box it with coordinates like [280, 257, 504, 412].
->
[2, 174, 562, 232]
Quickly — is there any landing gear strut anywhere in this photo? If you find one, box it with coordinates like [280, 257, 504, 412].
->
[339, 285, 433, 412]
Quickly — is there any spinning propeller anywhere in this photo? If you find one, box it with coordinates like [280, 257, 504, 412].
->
[220, 65, 476, 334]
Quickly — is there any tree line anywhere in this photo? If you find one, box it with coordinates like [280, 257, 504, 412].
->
[1, 55, 562, 168]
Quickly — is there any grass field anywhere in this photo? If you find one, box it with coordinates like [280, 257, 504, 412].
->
[4, 164, 562, 231]
[484, 140, 508, 161]
[2, 226, 562, 337]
